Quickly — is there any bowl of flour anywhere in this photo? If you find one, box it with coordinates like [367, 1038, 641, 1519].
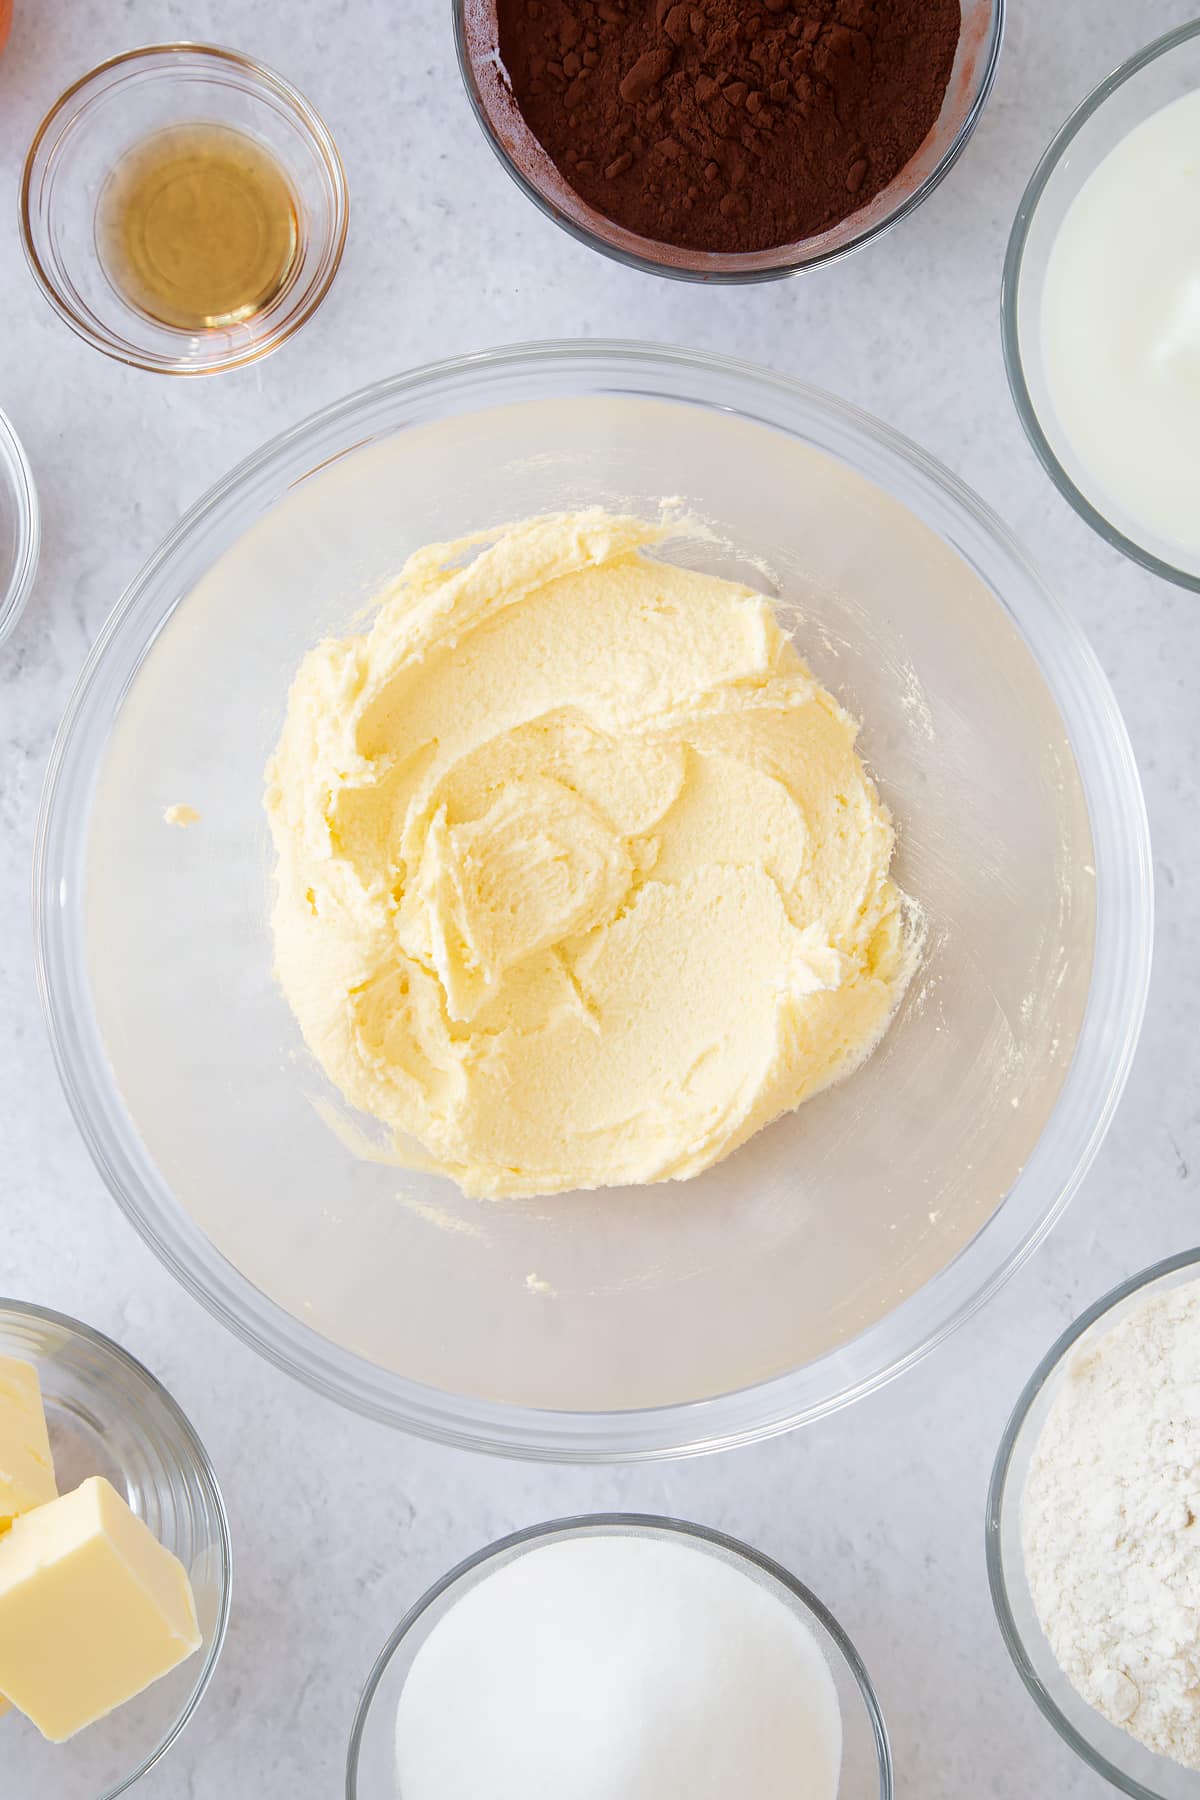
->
[988, 1249, 1200, 1799]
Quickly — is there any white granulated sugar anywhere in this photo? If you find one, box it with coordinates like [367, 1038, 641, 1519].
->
[394, 1533, 842, 1799]
[1022, 1278, 1200, 1769]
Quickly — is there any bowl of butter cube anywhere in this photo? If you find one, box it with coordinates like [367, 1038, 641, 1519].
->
[0, 1298, 230, 1798]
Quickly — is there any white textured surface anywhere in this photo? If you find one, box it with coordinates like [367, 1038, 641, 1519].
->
[1, 2, 1198, 1795]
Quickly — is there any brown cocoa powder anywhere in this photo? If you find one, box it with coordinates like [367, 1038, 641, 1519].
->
[493, 0, 962, 254]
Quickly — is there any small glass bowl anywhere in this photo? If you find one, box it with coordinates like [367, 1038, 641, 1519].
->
[0, 1297, 231, 1799]
[987, 1249, 1200, 1799]
[1003, 21, 1200, 590]
[348, 1513, 892, 1798]
[0, 407, 39, 644]
[454, 0, 1003, 281]
[20, 43, 349, 375]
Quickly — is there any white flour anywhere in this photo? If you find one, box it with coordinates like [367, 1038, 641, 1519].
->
[394, 1532, 842, 1799]
[1022, 1278, 1200, 1768]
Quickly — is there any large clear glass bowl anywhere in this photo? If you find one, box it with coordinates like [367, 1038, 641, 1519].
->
[34, 341, 1151, 1461]
[1002, 21, 1200, 589]
[347, 1515, 891, 1798]
[987, 1251, 1200, 1799]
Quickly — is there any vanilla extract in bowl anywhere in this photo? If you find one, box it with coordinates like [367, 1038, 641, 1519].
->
[98, 122, 300, 332]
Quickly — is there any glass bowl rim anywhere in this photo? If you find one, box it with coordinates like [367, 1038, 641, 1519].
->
[1000, 18, 1200, 593]
[33, 337, 1153, 1461]
[985, 1246, 1200, 1799]
[346, 1510, 893, 1799]
[451, 0, 1005, 284]
[0, 405, 41, 644]
[18, 39, 350, 378]
[0, 1293, 233, 1800]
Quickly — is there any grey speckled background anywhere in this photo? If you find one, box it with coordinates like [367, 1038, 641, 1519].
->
[2, 2, 1199, 1795]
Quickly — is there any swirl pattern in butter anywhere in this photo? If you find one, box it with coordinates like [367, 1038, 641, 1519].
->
[265, 510, 913, 1198]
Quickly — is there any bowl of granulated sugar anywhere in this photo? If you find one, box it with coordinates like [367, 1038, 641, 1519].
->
[347, 1514, 892, 1799]
[455, 0, 1002, 280]
[989, 1248, 1200, 1800]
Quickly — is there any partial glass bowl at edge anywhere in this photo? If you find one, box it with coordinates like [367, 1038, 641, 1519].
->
[1003, 19, 1200, 590]
[0, 1298, 230, 1800]
[33, 341, 1152, 1462]
[348, 1515, 891, 1799]
[454, 0, 1004, 281]
[987, 1250, 1200, 1800]
[0, 406, 39, 643]
[20, 42, 348, 375]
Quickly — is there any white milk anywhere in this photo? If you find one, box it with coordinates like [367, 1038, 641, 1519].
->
[1041, 87, 1200, 559]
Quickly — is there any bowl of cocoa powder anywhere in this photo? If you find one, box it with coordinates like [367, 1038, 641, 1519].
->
[456, 0, 1002, 280]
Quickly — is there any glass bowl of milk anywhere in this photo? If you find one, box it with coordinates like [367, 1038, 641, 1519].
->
[1004, 20, 1200, 590]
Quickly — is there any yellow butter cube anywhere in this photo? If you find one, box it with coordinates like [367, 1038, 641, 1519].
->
[0, 1356, 57, 1532]
[0, 1355, 58, 1726]
[0, 1475, 202, 1741]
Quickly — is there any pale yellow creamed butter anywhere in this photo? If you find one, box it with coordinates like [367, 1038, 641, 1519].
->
[266, 509, 913, 1199]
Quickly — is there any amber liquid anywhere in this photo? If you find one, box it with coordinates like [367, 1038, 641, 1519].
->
[98, 123, 300, 332]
